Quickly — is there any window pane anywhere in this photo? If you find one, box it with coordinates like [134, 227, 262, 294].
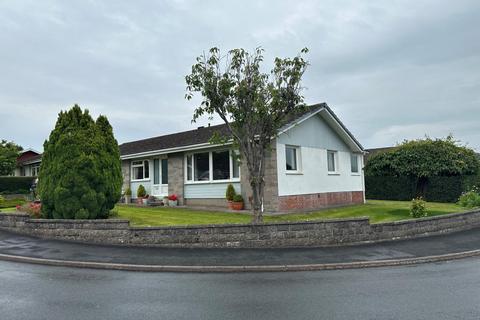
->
[286, 147, 297, 171]
[328, 152, 336, 172]
[161, 159, 168, 184]
[133, 166, 144, 180]
[132, 160, 142, 166]
[186, 155, 192, 181]
[351, 154, 359, 173]
[144, 160, 149, 179]
[232, 153, 240, 178]
[153, 159, 159, 184]
[213, 150, 230, 180]
[194, 152, 209, 181]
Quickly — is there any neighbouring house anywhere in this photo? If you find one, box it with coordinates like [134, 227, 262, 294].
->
[119, 103, 366, 212]
[14, 149, 42, 177]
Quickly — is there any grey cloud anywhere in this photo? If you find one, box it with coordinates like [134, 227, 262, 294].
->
[0, 0, 479, 151]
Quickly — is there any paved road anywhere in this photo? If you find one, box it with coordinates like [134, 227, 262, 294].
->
[2, 228, 480, 266]
[1, 258, 480, 320]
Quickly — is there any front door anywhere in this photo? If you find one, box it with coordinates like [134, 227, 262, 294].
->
[152, 158, 168, 197]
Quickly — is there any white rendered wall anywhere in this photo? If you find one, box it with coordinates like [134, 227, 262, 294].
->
[276, 114, 365, 196]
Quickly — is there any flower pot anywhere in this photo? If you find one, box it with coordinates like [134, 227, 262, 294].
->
[227, 200, 234, 210]
[124, 195, 131, 204]
[169, 200, 178, 207]
[231, 201, 244, 210]
[142, 198, 149, 205]
[136, 198, 143, 205]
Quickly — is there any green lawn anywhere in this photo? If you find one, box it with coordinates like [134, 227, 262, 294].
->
[0, 207, 16, 213]
[115, 200, 465, 227]
[0, 198, 26, 209]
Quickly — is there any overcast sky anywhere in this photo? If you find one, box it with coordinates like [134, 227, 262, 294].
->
[1, 0, 479, 152]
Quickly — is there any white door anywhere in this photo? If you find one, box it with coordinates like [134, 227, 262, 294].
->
[152, 158, 168, 197]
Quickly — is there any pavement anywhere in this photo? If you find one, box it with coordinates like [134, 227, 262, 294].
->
[1, 227, 480, 271]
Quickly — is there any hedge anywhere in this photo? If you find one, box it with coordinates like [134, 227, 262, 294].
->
[0, 176, 35, 194]
[365, 174, 480, 203]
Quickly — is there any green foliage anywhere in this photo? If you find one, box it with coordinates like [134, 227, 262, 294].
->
[233, 194, 243, 202]
[124, 187, 132, 196]
[365, 136, 480, 178]
[0, 140, 23, 176]
[186, 47, 309, 223]
[0, 177, 35, 193]
[0, 195, 4, 204]
[0, 197, 26, 209]
[225, 184, 236, 201]
[458, 188, 480, 208]
[137, 185, 146, 198]
[38, 105, 122, 220]
[366, 175, 479, 203]
[410, 197, 428, 218]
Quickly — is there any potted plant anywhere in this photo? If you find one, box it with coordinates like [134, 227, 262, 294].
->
[137, 185, 146, 205]
[162, 196, 169, 206]
[225, 184, 236, 209]
[168, 194, 178, 207]
[124, 187, 132, 204]
[142, 194, 149, 205]
[231, 194, 244, 210]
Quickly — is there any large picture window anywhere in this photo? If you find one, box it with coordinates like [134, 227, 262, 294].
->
[132, 160, 149, 180]
[186, 150, 240, 182]
[213, 150, 230, 180]
[194, 152, 210, 181]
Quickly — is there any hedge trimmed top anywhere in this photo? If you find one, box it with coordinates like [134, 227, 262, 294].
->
[365, 136, 480, 178]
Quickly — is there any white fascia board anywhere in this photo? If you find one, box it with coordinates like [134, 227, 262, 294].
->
[277, 107, 325, 136]
[120, 141, 234, 160]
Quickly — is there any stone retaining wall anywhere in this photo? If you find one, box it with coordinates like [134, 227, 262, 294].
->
[1, 210, 479, 248]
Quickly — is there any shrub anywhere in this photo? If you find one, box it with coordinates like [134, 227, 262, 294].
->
[137, 185, 146, 198]
[0, 195, 4, 204]
[233, 194, 243, 202]
[16, 202, 42, 218]
[225, 184, 236, 201]
[124, 187, 132, 196]
[410, 197, 428, 218]
[38, 105, 122, 219]
[108, 208, 119, 218]
[458, 188, 480, 208]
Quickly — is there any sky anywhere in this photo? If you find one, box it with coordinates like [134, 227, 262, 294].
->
[0, 0, 479, 152]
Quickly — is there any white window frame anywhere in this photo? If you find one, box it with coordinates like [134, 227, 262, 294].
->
[285, 145, 302, 174]
[31, 164, 40, 177]
[185, 149, 241, 184]
[131, 160, 150, 181]
[351, 153, 360, 175]
[327, 150, 339, 175]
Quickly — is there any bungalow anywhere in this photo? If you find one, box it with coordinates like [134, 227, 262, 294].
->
[119, 103, 366, 212]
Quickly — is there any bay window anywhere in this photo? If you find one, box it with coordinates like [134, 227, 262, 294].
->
[185, 150, 240, 182]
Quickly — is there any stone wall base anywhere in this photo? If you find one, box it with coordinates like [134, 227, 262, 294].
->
[278, 191, 364, 212]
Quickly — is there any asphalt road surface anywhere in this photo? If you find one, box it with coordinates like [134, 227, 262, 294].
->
[1, 258, 480, 320]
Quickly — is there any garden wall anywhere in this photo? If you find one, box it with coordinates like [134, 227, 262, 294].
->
[1, 209, 480, 248]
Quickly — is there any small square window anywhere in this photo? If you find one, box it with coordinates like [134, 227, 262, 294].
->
[327, 151, 337, 172]
[351, 154, 359, 173]
[286, 146, 299, 171]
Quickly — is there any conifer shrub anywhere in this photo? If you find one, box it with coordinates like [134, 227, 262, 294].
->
[38, 105, 122, 219]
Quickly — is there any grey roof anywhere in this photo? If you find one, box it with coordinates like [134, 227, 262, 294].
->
[119, 103, 364, 156]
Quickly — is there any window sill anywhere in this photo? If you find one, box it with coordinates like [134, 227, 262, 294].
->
[131, 179, 151, 182]
[285, 171, 303, 175]
[351, 173, 361, 176]
[185, 179, 241, 185]
[328, 172, 340, 176]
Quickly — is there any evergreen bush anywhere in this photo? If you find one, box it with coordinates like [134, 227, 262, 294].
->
[137, 185, 146, 198]
[225, 184, 236, 201]
[37, 105, 122, 219]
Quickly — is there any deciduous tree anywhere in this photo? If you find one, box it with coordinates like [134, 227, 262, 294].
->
[186, 47, 308, 223]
